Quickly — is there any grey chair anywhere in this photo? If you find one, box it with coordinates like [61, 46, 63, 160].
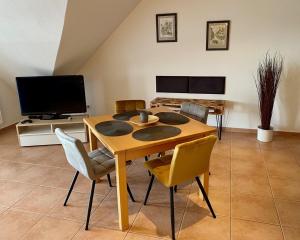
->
[55, 128, 135, 230]
[180, 102, 209, 124]
[170, 103, 209, 193]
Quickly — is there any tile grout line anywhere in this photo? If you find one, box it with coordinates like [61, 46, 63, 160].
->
[68, 185, 113, 240]
[122, 201, 142, 240]
[14, 192, 103, 239]
[231, 216, 282, 226]
[19, 212, 51, 240]
[126, 191, 151, 234]
[0, 159, 73, 170]
[176, 179, 193, 239]
[10, 187, 65, 215]
[0, 182, 38, 216]
[69, 222, 85, 240]
[0, 176, 113, 195]
[258, 142, 286, 240]
[10, 181, 112, 239]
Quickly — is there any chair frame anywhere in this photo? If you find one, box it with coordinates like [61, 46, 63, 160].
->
[144, 176, 216, 240]
[64, 172, 135, 230]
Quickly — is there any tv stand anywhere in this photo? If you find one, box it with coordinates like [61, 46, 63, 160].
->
[29, 114, 70, 120]
[16, 115, 88, 146]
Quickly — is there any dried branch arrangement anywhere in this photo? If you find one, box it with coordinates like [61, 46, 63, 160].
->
[255, 53, 283, 130]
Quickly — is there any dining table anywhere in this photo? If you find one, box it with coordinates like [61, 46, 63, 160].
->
[83, 106, 216, 231]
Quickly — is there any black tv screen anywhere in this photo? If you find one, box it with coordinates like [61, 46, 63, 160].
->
[16, 75, 87, 116]
[189, 76, 225, 94]
[156, 76, 189, 93]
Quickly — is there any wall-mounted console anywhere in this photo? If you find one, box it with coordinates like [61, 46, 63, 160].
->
[156, 76, 226, 94]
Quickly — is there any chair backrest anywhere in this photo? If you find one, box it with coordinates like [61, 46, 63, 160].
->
[180, 102, 209, 124]
[115, 100, 146, 114]
[168, 135, 217, 186]
[55, 128, 95, 180]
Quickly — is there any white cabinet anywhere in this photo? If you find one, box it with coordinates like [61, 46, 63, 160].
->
[16, 115, 87, 146]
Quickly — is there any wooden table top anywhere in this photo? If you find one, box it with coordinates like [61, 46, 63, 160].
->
[84, 107, 216, 155]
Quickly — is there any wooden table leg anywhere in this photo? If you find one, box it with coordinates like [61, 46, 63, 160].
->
[115, 152, 129, 231]
[88, 128, 97, 151]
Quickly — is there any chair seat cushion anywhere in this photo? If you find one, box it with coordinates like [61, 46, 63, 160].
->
[88, 147, 116, 179]
[88, 147, 114, 159]
[144, 155, 173, 187]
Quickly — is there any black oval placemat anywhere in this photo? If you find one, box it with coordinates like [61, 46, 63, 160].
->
[132, 126, 181, 141]
[155, 112, 190, 125]
[113, 110, 152, 121]
[95, 121, 133, 136]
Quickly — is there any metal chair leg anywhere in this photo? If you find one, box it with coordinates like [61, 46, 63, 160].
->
[64, 171, 79, 206]
[216, 114, 223, 140]
[195, 176, 216, 218]
[144, 175, 155, 205]
[174, 185, 178, 193]
[170, 187, 176, 240]
[219, 114, 223, 140]
[107, 174, 113, 187]
[216, 115, 220, 140]
[127, 184, 136, 202]
[144, 156, 151, 176]
[85, 180, 96, 230]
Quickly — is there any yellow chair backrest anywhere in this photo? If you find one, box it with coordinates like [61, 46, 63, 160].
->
[168, 135, 217, 186]
[115, 100, 146, 114]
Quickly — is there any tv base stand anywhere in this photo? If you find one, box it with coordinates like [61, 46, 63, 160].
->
[29, 114, 70, 120]
[16, 115, 88, 146]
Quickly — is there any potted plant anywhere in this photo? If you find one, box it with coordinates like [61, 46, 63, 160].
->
[255, 53, 283, 142]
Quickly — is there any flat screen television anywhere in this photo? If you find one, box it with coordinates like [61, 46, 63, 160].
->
[189, 76, 225, 94]
[156, 76, 189, 93]
[16, 75, 87, 119]
[156, 75, 226, 94]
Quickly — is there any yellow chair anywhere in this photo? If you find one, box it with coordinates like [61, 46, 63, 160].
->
[143, 135, 217, 240]
[115, 100, 146, 114]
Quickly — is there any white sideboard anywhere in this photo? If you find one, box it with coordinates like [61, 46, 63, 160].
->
[16, 115, 88, 147]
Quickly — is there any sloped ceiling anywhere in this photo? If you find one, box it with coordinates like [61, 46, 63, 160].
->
[0, 0, 67, 86]
[0, 0, 68, 127]
[54, 0, 142, 74]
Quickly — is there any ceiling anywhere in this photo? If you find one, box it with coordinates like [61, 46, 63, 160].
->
[54, 0, 142, 74]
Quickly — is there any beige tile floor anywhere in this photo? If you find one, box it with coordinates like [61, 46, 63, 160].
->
[0, 127, 300, 240]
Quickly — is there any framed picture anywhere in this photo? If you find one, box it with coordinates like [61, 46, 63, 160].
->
[156, 13, 177, 42]
[206, 20, 230, 50]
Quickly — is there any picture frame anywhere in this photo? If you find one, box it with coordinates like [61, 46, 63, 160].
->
[206, 20, 230, 50]
[156, 13, 177, 42]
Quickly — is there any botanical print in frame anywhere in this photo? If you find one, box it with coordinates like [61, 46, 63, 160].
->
[206, 20, 230, 50]
[156, 13, 177, 42]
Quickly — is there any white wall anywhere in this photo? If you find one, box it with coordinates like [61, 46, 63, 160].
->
[0, 80, 19, 126]
[0, 0, 67, 128]
[80, 0, 300, 132]
[54, 0, 141, 75]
